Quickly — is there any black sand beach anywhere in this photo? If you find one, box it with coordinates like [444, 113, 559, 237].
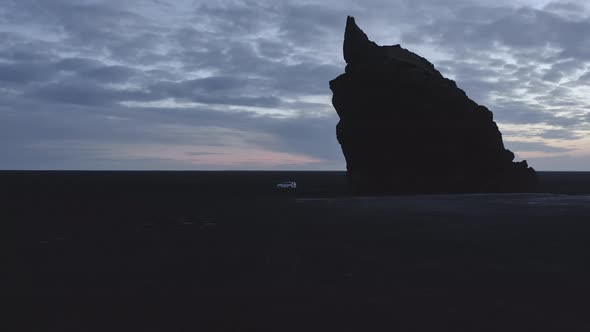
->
[4, 171, 590, 331]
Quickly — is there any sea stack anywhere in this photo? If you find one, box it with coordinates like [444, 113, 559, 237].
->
[330, 16, 538, 194]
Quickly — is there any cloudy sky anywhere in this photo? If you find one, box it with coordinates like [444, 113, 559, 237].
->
[1, 0, 590, 170]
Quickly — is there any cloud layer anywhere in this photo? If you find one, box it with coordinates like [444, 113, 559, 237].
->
[1, 0, 589, 170]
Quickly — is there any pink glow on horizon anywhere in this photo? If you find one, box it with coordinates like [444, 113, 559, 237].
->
[110, 143, 326, 168]
[186, 149, 325, 167]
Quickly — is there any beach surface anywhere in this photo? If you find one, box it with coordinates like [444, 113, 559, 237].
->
[4, 171, 590, 331]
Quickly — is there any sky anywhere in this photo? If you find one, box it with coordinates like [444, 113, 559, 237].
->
[1, 0, 590, 170]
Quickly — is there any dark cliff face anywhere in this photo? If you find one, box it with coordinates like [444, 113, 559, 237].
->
[330, 16, 538, 194]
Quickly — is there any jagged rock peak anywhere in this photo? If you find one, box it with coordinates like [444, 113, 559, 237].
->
[343, 16, 440, 76]
[343, 16, 379, 64]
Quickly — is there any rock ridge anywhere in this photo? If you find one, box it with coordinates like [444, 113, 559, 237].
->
[330, 16, 538, 194]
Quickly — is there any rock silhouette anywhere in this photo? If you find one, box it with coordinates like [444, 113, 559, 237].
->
[330, 16, 538, 194]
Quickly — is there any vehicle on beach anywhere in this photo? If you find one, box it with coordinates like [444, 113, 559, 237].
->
[276, 181, 297, 189]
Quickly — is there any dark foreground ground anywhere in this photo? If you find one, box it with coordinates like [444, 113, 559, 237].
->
[4, 171, 590, 331]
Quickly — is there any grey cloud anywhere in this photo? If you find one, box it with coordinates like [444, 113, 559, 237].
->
[56, 58, 105, 72]
[5, 1, 338, 102]
[543, 1, 588, 21]
[503, 64, 519, 71]
[255, 39, 291, 60]
[0, 40, 56, 63]
[400, 31, 425, 45]
[279, 4, 347, 47]
[493, 101, 582, 127]
[505, 140, 573, 153]
[1, 56, 139, 88]
[80, 65, 139, 83]
[430, 6, 590, 54]
[185, 76, 253, 92]
[179, 41, 264, 76]
[1, 0, 590, 170]
[540, 129, 582, 140]
[544, 1, 586, 13]
[0, 98, 344, 169]
[26, 80, 152, 106]
[0, 62, 54, 84]
[575, 70, 590, 84]
[264, 116, 343, 162]
[198, 1, 282, 32]
[491, 9, 580, 49]
[160, 41, 340, 99]
[3, 0, 172, 66]
[541, 59, 586, 82]
[151, 77, 283, 108]
[270, 63, 341, 96]
[525, 154, 590, 171]
[394, 2, 590, 150]
[194, 95, 283, 108]
[501, 127, 583, 141]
